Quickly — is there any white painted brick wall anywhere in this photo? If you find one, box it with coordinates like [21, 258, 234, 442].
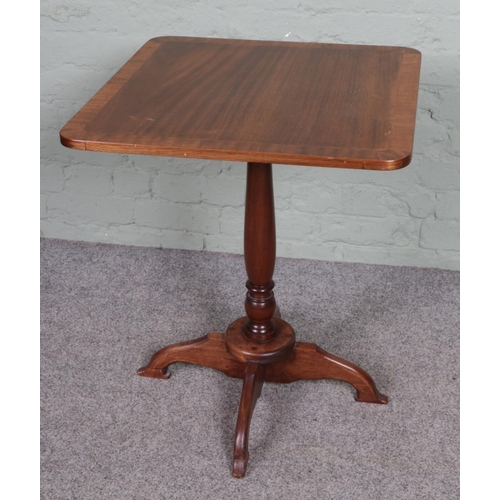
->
[40, 0, 460, 270]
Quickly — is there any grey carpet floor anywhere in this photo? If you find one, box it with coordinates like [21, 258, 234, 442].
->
[41, 238, 459, 500]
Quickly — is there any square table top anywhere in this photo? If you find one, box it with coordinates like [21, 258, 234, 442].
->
[60, 36, 421, 170]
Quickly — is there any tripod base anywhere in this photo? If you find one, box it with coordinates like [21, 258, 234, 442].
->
[138, 320, 387, 478]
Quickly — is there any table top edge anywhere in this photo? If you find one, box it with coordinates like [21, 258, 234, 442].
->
[145, 35, 422, 57]
[59, 132, 412, 170]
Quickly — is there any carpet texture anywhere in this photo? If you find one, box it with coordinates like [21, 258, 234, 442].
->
[41, 238, 459, 499]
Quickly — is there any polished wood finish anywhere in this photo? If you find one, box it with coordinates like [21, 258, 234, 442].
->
[243, 163, 278, 341]
[137, 333, 246, 380]
[138, 334, 386, 404]
[225, 163, 296, 368]
[136, 162, 388, 478]
[265, 342, 388, 404]
[60, 37, 420, 478]
[232, 363, 265, 478]
[226, 316, 295, 364]
[137, 330, 387, 477]
[60, 36, 421, 170]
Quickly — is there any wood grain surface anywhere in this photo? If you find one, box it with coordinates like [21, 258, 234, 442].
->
[60, 36, 421, 170]
[232, 362, 265, 478]
[243, 163, 278, 341]
[136, 333, 246, 380]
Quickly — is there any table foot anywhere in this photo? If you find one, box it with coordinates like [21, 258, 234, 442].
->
[137, 332, 247, 380]
[232, 362, 266, 478]
[265, 342, 388, 404]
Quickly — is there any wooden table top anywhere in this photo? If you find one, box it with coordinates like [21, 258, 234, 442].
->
[60, 36, 421, 170]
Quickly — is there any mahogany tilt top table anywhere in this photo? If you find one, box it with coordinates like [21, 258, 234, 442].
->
[60, 36, 421, 478]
